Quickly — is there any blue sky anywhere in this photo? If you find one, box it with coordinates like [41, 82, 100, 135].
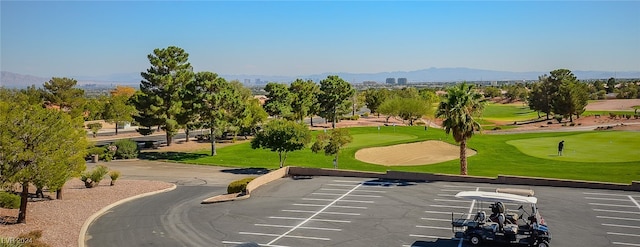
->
[1, 1, 639, 78]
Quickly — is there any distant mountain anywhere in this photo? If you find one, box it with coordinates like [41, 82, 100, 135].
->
[3, 68, 639, 88]
[0, 71, 48, 88]
[222, 68, 640, 84]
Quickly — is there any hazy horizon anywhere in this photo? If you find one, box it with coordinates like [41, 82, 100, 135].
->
[2, 1, 639, 78]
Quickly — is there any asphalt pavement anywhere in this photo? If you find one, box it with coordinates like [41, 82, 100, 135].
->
[85, 174, 640, 247]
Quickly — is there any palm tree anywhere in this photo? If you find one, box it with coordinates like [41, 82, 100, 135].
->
[436, 83, 485, 175]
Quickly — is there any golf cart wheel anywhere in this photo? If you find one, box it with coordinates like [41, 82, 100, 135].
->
[469, 235, 482, 245]
[536, 240, 550, 247]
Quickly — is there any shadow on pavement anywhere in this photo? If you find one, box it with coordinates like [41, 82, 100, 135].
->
[221, 167, 270, 175]
[411, 239, 460, 247]
[138, 151, 208, 161]
[362, 178, 422, 187]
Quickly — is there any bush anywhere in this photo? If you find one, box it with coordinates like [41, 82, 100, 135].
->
[86, 122, 103, 138]
[114, 139, 138, 159]
[81, 165, 109, 188]
[227, 177, 255, 194]
[554, 115, 563, 123]
[15, 230, 50, 247]
[0, 191, 20, 209]
[338, 115, 360, 121]
[136, 127, 155, 136]
[87, 146, 105, 155]
[109, 170, 121, 186]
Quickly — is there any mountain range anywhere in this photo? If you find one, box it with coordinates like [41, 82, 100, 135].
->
[2, 68, 639, 88]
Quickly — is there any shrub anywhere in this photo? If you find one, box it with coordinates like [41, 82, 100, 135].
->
[16, 230, 50, 247]
[569, 123, 576, 126]
[109, 170, 121, 186]
[136, 127, 155, 136]
[81, 165, 109, 188]
[227, 177, 256, 194]
[86, 122, 103, 137]
[554, 115, 563, 123]
[0, 191, 20, 209]
[87, 146, 105, 155]
[114, 139, 138, 159]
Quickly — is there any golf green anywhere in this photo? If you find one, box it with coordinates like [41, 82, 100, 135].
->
[506, 131, 640, 162]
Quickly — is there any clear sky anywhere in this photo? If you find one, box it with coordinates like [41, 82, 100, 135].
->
[1, 1, 639, 78]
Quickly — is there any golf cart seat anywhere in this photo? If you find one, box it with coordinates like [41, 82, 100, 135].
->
[473, 211, 487, 224]
[504, 224, 518, 234]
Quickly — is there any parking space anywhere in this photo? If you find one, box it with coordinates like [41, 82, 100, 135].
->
[203, 176, 640, 247]
[584, 191, 640, 247]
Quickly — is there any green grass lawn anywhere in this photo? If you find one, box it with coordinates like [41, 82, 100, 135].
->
[481, 103, 539, 122]
[144, 126, 640, 184]
[507, 132, 640, 163]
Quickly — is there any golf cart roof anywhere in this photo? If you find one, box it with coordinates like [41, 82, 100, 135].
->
[455, 191, 538, 204]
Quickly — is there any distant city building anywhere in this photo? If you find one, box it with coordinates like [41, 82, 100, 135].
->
[385, 78, 396, 84]
[362, 81, 377, 86]
[397, 78, 407, 85]
[255, 78, 262, 84]
[244, 79, 251, 85]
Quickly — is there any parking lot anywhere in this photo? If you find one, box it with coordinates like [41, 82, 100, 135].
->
[209, 176, 640, 247]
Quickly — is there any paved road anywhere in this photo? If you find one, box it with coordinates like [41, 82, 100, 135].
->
[86, 174, 640, 247]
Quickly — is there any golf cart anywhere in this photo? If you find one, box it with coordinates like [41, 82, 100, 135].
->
[451, 189, 551, 246]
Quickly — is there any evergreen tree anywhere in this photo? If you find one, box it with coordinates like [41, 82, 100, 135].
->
[134, 46, 194, 145]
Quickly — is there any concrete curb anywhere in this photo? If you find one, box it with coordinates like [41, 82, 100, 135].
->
[77, 183, 177, 247]
[201, 193, 250, 204]
[201, 167, 288, 204]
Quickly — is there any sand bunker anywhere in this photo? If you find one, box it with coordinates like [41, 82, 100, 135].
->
[355, 140, 477, 166]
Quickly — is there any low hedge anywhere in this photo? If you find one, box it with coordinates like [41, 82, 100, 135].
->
[227, 177, 256, 194]
[0, 191, 21, 209]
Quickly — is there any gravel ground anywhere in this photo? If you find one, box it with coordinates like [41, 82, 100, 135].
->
[0, 179, 173, 247]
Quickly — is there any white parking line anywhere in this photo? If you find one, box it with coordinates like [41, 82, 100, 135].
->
[266, 183, 363, 245]
[421, 217, 451, 222]
[255, 224, 342, 231]
[437, 193, 456, 197]
[326, 184, 359, 187]
[222, 241, 289, 247]
[590, 203, 638, 208]
[584, 192, 633, 197]
[430, 204, 470, 209]
[302, 198, 374, 203]
[594, 209, 640, 214]
[282, 209, 361, 216]
[613, 242, 640, 246]
[241, 232, 331, 241]
[608, 232, 640, 237]
[457, 187, 479, 247]
[416, 225, 451, 230]
[332, 180, 364, 183]
[409, 234, 450, 239]
[268, 216, 351, 223]
[293, 203, 325, 207]
[312, 192, 381, 198]
[602, 223, 640, 229]
[598, 216, 640, 222]
[629, 196, 640, 210]
[292, 203, 367, 209]
[434, 198, 469, 203]
[320, 188, 386, 193]
[425, 210, 453, 214]
[586, 197, 631, 202]
[441, 189, 462, 192]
